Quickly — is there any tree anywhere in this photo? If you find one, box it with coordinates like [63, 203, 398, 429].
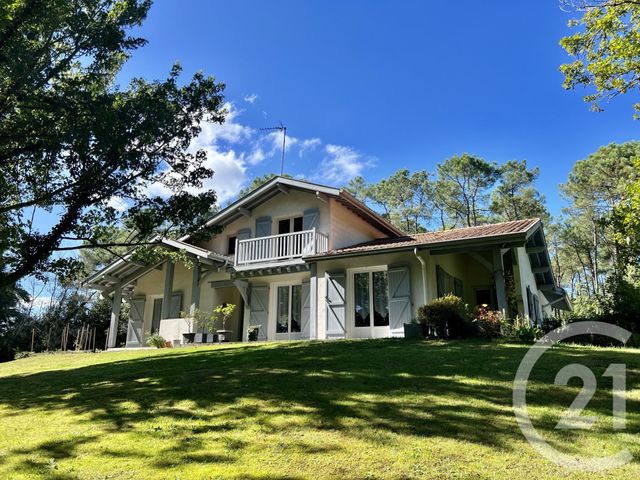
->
[490, 160, 549, 222]
[0, 0, 227, 290]
[435, 154, 500, 227]
[237, 173, 293, 199]
[560, 1, 640, 117]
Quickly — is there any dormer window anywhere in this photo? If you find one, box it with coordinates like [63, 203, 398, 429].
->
[278, 216, 303, 235]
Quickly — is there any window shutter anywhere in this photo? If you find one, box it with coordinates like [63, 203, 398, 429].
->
[301, 280, 311, 338]
[303, 208, 320, 230]
[325, 271, 346, 338]
[255, 217, 272, 237]
[169, 293, 182, 318]
[388, 265, 411, 333]
[126, 297, 145, 346]
[249, 285, 269, 340]
[454, 278, 464, 299]
[237, 228, 251, 240]
[436, 265, 445, 297]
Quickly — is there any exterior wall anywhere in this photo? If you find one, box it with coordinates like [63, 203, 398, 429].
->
[201, 190, 332, 255]
[130, 260, 240, 344]
[515, 246, 540, 321]
[328, 199, 387, 250]
[316, 251, 425, 339]
[243, 271, 311, 341]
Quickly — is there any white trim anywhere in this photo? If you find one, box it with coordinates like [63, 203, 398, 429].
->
[346, 265, 390, 339]
[269, 280, 304, 341]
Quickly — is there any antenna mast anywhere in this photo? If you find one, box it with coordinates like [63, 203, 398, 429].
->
[259, 122, 287, 175]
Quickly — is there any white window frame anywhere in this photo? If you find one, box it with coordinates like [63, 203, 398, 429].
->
[270, 280, 303, 341]
[346, 265, 390, 339]
[275, 215, 304, 234]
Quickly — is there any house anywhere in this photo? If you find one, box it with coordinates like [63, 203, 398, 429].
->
[83, 176, 570, 348]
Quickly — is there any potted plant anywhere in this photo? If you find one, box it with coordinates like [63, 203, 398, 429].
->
[179, 311, 196, 344]
[247, 324, 260, 341]
[213, 303, 236, 342]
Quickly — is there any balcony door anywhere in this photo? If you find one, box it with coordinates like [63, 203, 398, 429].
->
[277, 216, 303, 257]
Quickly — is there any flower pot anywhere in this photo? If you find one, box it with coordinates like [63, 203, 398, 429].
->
[182, 333, 196, 344]
[403, 323, 424, 339]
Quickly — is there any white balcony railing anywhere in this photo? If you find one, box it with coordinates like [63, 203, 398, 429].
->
[235, 228, 329, 267]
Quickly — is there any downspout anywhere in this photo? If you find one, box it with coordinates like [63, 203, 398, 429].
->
[414, 248, 428, 305]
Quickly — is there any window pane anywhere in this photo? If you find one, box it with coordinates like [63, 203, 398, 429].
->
[291, 285, 302, 333]
[293, 216, 304, 232]
[276, 286, 289, 333]
[278, 219, 291, 234]
[354, 272, 370, 327]
[373, 271, 389, 326]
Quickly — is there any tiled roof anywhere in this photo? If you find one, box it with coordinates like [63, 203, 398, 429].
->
[312, 218, 540, 257]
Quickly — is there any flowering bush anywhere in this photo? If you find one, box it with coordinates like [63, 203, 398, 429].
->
[473, 305, 502, 338]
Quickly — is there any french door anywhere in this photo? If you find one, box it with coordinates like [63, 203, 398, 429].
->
[275, 284, 302, 340]
[351, 268, 390, 338]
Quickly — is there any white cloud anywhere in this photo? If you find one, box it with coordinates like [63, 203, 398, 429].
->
[299, 138, 321, 157]
[191, 102, 253, 148]
[317, 144, 373, 184]
[243, 93, 259, 104]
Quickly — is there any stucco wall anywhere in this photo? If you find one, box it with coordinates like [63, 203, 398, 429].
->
[328, 198, 388, 250]
[201, 190, 332, 255]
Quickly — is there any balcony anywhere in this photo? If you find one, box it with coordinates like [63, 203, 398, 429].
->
[234, 229, 329, 268]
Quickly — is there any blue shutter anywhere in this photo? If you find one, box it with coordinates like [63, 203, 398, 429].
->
[389, 265, 411, 332]
[126, 297, 145, 346]
[301, 280, 311, 338]
[249, 285, 269, 340]
[255, 217, 272, 237]
[325, 271, 346, 338]
[169, 293, 182, 318]
[237, 228, 251, 240]
[303, 208, 320, 230]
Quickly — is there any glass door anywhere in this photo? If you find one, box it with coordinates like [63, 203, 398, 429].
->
[352, 269, 390, 338]
[275, 284, 302, 340]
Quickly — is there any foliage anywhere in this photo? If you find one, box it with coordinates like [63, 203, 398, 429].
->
[213, 303, 236, 330]
[0, 0, 227, 288]
[472, 305, 503, 339]
[501, 315, 541, 343]
[417, 295, 470, 339]
[184, 304, 236, 333]
[237, 173, 293, 199]
[0, 284, 30, 362]
[146, 333, 166, 349]
[490, 160, 549, 222]
[435, 154, 501, 227]
[560, 0, 640, 117]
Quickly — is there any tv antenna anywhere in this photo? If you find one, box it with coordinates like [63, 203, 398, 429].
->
[260, 122, 287, 175]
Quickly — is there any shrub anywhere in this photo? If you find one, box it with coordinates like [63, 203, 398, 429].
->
[417, 295, 470, 339]
[502, 316, 541, 343]
[540, 316, 562, 334]
[146, 333, 166, 349]
[473, 305, 502, 339]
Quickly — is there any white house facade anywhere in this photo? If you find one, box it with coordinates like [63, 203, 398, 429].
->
[83, 176, 570, 348]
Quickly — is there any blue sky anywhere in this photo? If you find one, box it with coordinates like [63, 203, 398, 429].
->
[113, 0, 640, 216]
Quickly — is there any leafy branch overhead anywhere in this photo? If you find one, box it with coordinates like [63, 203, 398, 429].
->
[560, 0, 640, 116]
[0, 0, 226, 289]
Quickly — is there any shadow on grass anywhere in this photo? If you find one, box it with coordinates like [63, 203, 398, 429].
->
[1, 339, 639, 477]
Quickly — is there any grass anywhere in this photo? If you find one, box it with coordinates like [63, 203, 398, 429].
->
[0, 339, 639, 479]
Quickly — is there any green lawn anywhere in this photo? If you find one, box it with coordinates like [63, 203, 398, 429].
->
[0, 340, 639, 479]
